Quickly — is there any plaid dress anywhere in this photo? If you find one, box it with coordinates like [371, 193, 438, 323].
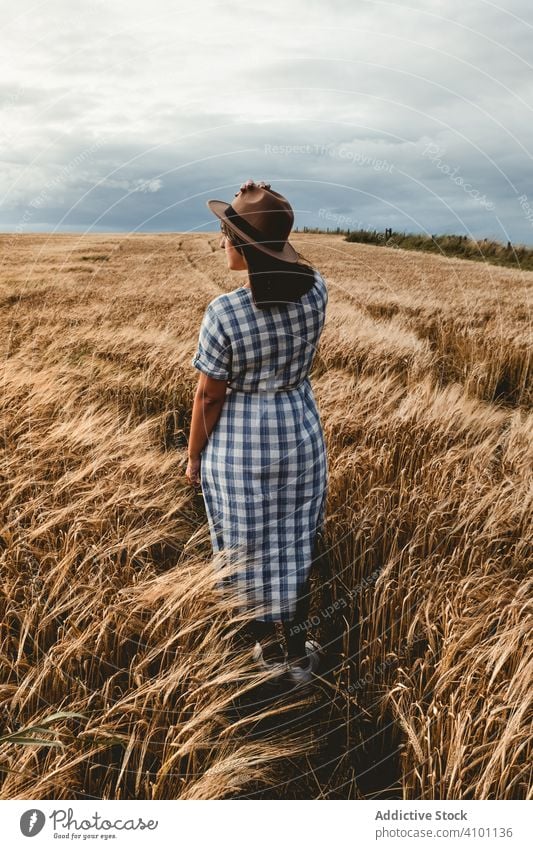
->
[191, 269, 328, 622]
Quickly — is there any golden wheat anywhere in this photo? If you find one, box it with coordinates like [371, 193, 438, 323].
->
[0, 232, 531, 799]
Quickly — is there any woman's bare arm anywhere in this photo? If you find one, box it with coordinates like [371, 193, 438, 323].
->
[187, 372, 228, 460]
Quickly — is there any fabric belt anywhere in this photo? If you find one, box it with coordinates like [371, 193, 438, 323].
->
[227, 376, 308, 394]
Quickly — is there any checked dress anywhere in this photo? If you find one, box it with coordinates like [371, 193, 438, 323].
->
[191, 269, 328, 623]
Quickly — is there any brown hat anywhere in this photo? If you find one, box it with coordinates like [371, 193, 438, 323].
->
[206, 179, 299, 263]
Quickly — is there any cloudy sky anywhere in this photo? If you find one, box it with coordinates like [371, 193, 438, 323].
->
[2, 0, 533, 244]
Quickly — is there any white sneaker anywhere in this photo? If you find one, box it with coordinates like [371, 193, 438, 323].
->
[252, 641, 288, 676]
[287, 638, 322, 687]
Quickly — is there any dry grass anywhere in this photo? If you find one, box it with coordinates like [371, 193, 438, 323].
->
[0, 232, 531, 799]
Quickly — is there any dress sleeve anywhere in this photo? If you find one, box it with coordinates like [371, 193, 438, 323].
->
[191, 301, 232, 381]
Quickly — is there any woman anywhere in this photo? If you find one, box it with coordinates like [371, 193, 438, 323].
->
[186, 179, 328, 686]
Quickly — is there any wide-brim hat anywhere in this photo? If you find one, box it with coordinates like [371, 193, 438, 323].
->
[207, 179, 299, 263]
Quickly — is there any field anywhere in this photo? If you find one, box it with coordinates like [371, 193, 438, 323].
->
[0, 232, 531, 800]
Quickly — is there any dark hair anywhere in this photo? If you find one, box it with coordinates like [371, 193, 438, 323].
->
[225, 229, 316, 309]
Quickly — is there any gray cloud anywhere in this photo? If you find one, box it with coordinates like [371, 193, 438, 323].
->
[1, 0, 532, 245]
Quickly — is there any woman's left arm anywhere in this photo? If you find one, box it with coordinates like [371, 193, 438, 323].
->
[186, 373, 228, 485]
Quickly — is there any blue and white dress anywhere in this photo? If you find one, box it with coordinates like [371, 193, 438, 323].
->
[191, 269, 328, 622]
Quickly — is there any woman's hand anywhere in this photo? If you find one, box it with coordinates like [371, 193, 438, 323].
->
[186, 455, 201, 488]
